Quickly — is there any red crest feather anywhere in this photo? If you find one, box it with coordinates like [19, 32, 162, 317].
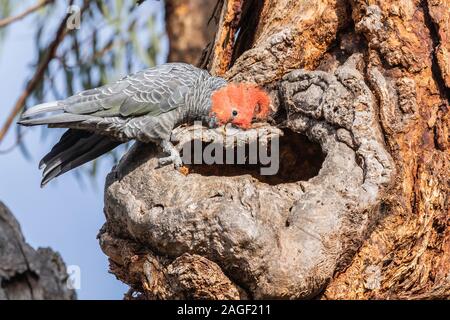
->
[210, 83, 271, 129]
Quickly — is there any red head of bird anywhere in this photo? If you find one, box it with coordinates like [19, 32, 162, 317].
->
[209, 83, 271, 129]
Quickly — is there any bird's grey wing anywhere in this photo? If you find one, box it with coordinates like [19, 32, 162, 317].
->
[116, 66, 194, 117]
[61, 63, 198, 118]
[62, 81, 129, 115]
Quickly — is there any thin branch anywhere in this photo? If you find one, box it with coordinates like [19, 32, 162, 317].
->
[57, 36, 118, 68]
[0, 129, 28, 154]
[0, 0, 54, 28]
[0, 0, 83, 144]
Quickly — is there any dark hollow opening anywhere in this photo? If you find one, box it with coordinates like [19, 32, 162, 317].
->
[181, 129, 326, 185]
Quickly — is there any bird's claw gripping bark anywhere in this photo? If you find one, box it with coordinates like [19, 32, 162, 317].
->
[158, 154, 183, 168]
[159, 140, 183, 168]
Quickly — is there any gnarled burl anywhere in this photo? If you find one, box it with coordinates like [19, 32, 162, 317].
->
[100, 0, 449, 299]
[99, 54, 394, 299]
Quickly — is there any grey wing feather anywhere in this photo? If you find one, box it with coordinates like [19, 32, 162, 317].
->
[60, 63, 199, 118]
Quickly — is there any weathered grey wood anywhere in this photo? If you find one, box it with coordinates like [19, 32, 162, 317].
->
[0, 201, 76, 300]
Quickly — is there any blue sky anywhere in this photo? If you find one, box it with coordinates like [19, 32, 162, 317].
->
[0, 1, 167, 299]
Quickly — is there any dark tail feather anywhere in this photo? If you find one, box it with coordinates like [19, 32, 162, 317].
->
[39, 129, 91, 169]
[40, 129, 121, 187]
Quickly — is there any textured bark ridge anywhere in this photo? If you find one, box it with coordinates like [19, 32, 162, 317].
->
[100, 0, 449, 299]
[0, 202, 75, 300]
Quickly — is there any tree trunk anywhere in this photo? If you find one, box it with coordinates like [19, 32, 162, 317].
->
[165, 0, 218, 65]
[99, 0, 449, 299]
[0, 202, 76, 300]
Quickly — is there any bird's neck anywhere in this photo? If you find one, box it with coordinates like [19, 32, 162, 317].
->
[182, 74, 227, 126]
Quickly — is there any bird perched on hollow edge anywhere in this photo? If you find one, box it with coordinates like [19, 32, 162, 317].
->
[18, 63, 271, 187]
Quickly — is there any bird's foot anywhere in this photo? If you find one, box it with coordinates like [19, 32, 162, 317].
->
[158, 154, 183, 168]
[159, 140, 183, 168]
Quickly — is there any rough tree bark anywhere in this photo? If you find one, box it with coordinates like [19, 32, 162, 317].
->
[99, 0, 449, 299]
[0, 202, 75, 300]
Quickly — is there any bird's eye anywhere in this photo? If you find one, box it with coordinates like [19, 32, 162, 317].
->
[232, 110, 238, 117]
[254, 103, 261, 114]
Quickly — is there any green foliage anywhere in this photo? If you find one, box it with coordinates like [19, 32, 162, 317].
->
[30, 0, 162, 103]
[1, 0, 164, 183]
[0, 0, 13, 44]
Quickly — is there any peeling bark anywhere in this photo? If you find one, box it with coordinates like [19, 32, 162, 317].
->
[0, 202, 75, 300]
[324, 0, 449, 299]
[100, 0, 449, 299]
[207, 0, 351, 83]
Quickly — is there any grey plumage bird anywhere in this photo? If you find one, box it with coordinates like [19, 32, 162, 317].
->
[18, 63, 271, 187]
